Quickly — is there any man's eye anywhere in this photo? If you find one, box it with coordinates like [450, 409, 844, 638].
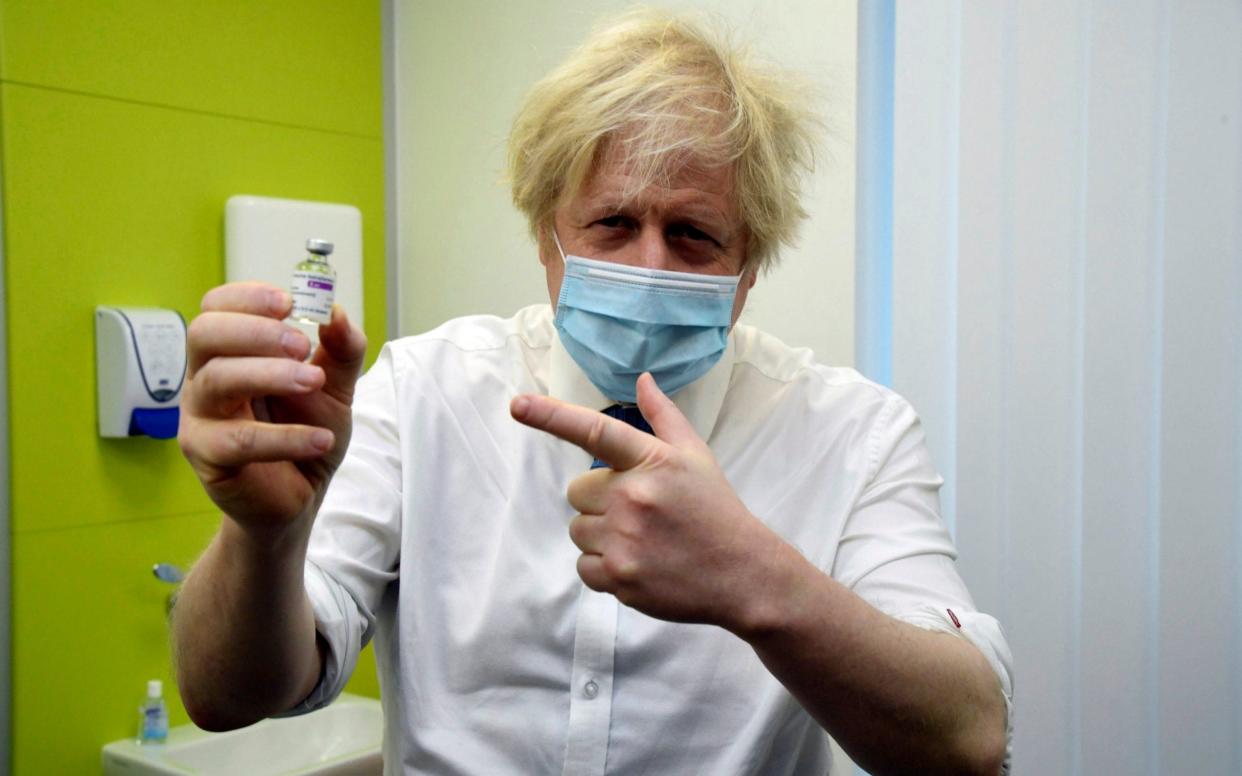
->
[595, 215, 631, 229]
[669, 223, 720, 246]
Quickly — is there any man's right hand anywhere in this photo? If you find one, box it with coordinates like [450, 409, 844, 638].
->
[178, 281, 368, 534]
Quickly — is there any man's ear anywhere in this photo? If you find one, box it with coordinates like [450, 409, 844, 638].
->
[536, 220, 554, 267]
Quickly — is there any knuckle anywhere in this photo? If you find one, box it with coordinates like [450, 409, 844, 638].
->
[613, 512, 644, 543]
[229, 423, 259, 455]
[270, 322, 296, 351]
[618, 479, 659, 513]
[284, 359, 306, 385]
[233, 316, 276, 352]
[192, 362, 216, 393]
[584, 415, 609, 455]
[612, 584, 641, 610]
[176, 423, 197, 460]
[576, 555, 607, 592]
[566, 477, 592, 510]
[193, 362, 227, 399]
[201, 282, 244, 311]
[186, 314, 212, 345]
[179, 378, 198, 405]
[603, 552, 640, 584]
[199, 287, 220, 312]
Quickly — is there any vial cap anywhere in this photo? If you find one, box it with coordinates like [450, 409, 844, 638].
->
[148, 679, 162, 698]
[306, 238, 334, 256]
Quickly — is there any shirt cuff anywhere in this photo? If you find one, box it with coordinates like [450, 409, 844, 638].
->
[273, 559, 371, 717]
[892, 604, 1015, 774]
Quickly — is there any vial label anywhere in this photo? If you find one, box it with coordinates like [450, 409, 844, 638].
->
[291, 271, 335, 324]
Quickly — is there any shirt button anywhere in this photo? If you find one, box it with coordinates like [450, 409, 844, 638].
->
[583, 679, 599, 699]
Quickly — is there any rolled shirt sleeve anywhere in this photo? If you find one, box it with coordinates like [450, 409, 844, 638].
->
[832, 395, 1014, 768]
[279, 560, 376, 714]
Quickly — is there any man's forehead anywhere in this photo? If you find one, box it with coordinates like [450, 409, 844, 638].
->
[577, 152, 738, 216]
[597, 139, 734, 187]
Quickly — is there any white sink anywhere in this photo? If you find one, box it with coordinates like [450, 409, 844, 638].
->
[101, 693, 382, 776]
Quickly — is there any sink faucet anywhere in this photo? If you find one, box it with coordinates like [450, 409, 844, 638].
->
[153, 563, 185, 615]
[152, 563, 185, 584]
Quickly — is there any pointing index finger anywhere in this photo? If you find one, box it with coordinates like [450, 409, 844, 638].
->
[510, 394, 654, 470]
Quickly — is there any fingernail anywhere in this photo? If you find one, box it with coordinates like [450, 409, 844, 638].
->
[295, 364, 321, 388]
[511, 396, 530, 418]
[310, 429, 333, 451]
[281, 329, 307, 356]
[271, 291, 291, 313]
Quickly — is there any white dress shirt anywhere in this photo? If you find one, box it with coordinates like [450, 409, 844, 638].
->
[293, 304, 1014, 775]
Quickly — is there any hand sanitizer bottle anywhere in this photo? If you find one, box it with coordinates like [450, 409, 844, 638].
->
[138, 679, 169, 745]
[291, 238, 336, 325]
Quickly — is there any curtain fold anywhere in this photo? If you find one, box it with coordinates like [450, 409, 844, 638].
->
[885, 2, 1242, 773]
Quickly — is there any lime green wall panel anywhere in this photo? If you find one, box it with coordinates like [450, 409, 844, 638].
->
[12, 513, 219, 774]
[343, 643, 381, 714]
[2, 1, 387, 771]
[0, 0, 382, 138]
[12, 512, 380, 774]
[2, 83, 385, 534]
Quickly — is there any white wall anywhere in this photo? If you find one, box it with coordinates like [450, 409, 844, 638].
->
[890, 2, 1242, 773]
[392, 0, 856, 366]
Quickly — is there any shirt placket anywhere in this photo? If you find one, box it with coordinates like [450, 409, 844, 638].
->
[561, 586, 619, 776]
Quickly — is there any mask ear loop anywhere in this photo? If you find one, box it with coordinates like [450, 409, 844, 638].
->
[550, 228, 568, 265]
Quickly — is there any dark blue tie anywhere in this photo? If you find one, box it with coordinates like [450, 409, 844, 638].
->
[590, 404, 653, 469]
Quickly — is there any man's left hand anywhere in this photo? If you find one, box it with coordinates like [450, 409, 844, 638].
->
[509, 372, 787, 631]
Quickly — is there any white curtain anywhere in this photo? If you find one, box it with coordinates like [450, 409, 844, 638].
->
[886, 1, 1242, 773]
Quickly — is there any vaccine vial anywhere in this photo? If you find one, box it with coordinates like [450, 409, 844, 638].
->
[291, 238, 336, 324]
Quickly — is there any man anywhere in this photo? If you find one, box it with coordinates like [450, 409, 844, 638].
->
[175, 10, 1013, 775]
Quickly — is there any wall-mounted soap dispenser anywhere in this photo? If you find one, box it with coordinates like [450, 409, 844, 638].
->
[95, 307, 187, 439]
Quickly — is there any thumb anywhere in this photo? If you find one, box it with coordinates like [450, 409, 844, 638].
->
[634, 373, 704, 450]
[313, 304, 368, 401]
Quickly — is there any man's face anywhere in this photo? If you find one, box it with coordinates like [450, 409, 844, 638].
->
[540, 150, 756, 327]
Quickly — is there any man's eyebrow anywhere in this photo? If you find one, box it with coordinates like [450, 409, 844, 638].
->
[578, 199, 625, 214]
[577, 195, 627, 214]
[580, 198, 732, 226]
[675, 204, 731, 227]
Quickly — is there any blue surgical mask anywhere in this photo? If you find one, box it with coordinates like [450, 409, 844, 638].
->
[551, 232, 741, 403]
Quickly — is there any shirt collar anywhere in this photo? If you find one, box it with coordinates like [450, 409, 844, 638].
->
[546, 321, 734, 444]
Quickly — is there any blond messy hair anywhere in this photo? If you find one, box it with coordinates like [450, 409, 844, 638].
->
[507, 8, 820, 273]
